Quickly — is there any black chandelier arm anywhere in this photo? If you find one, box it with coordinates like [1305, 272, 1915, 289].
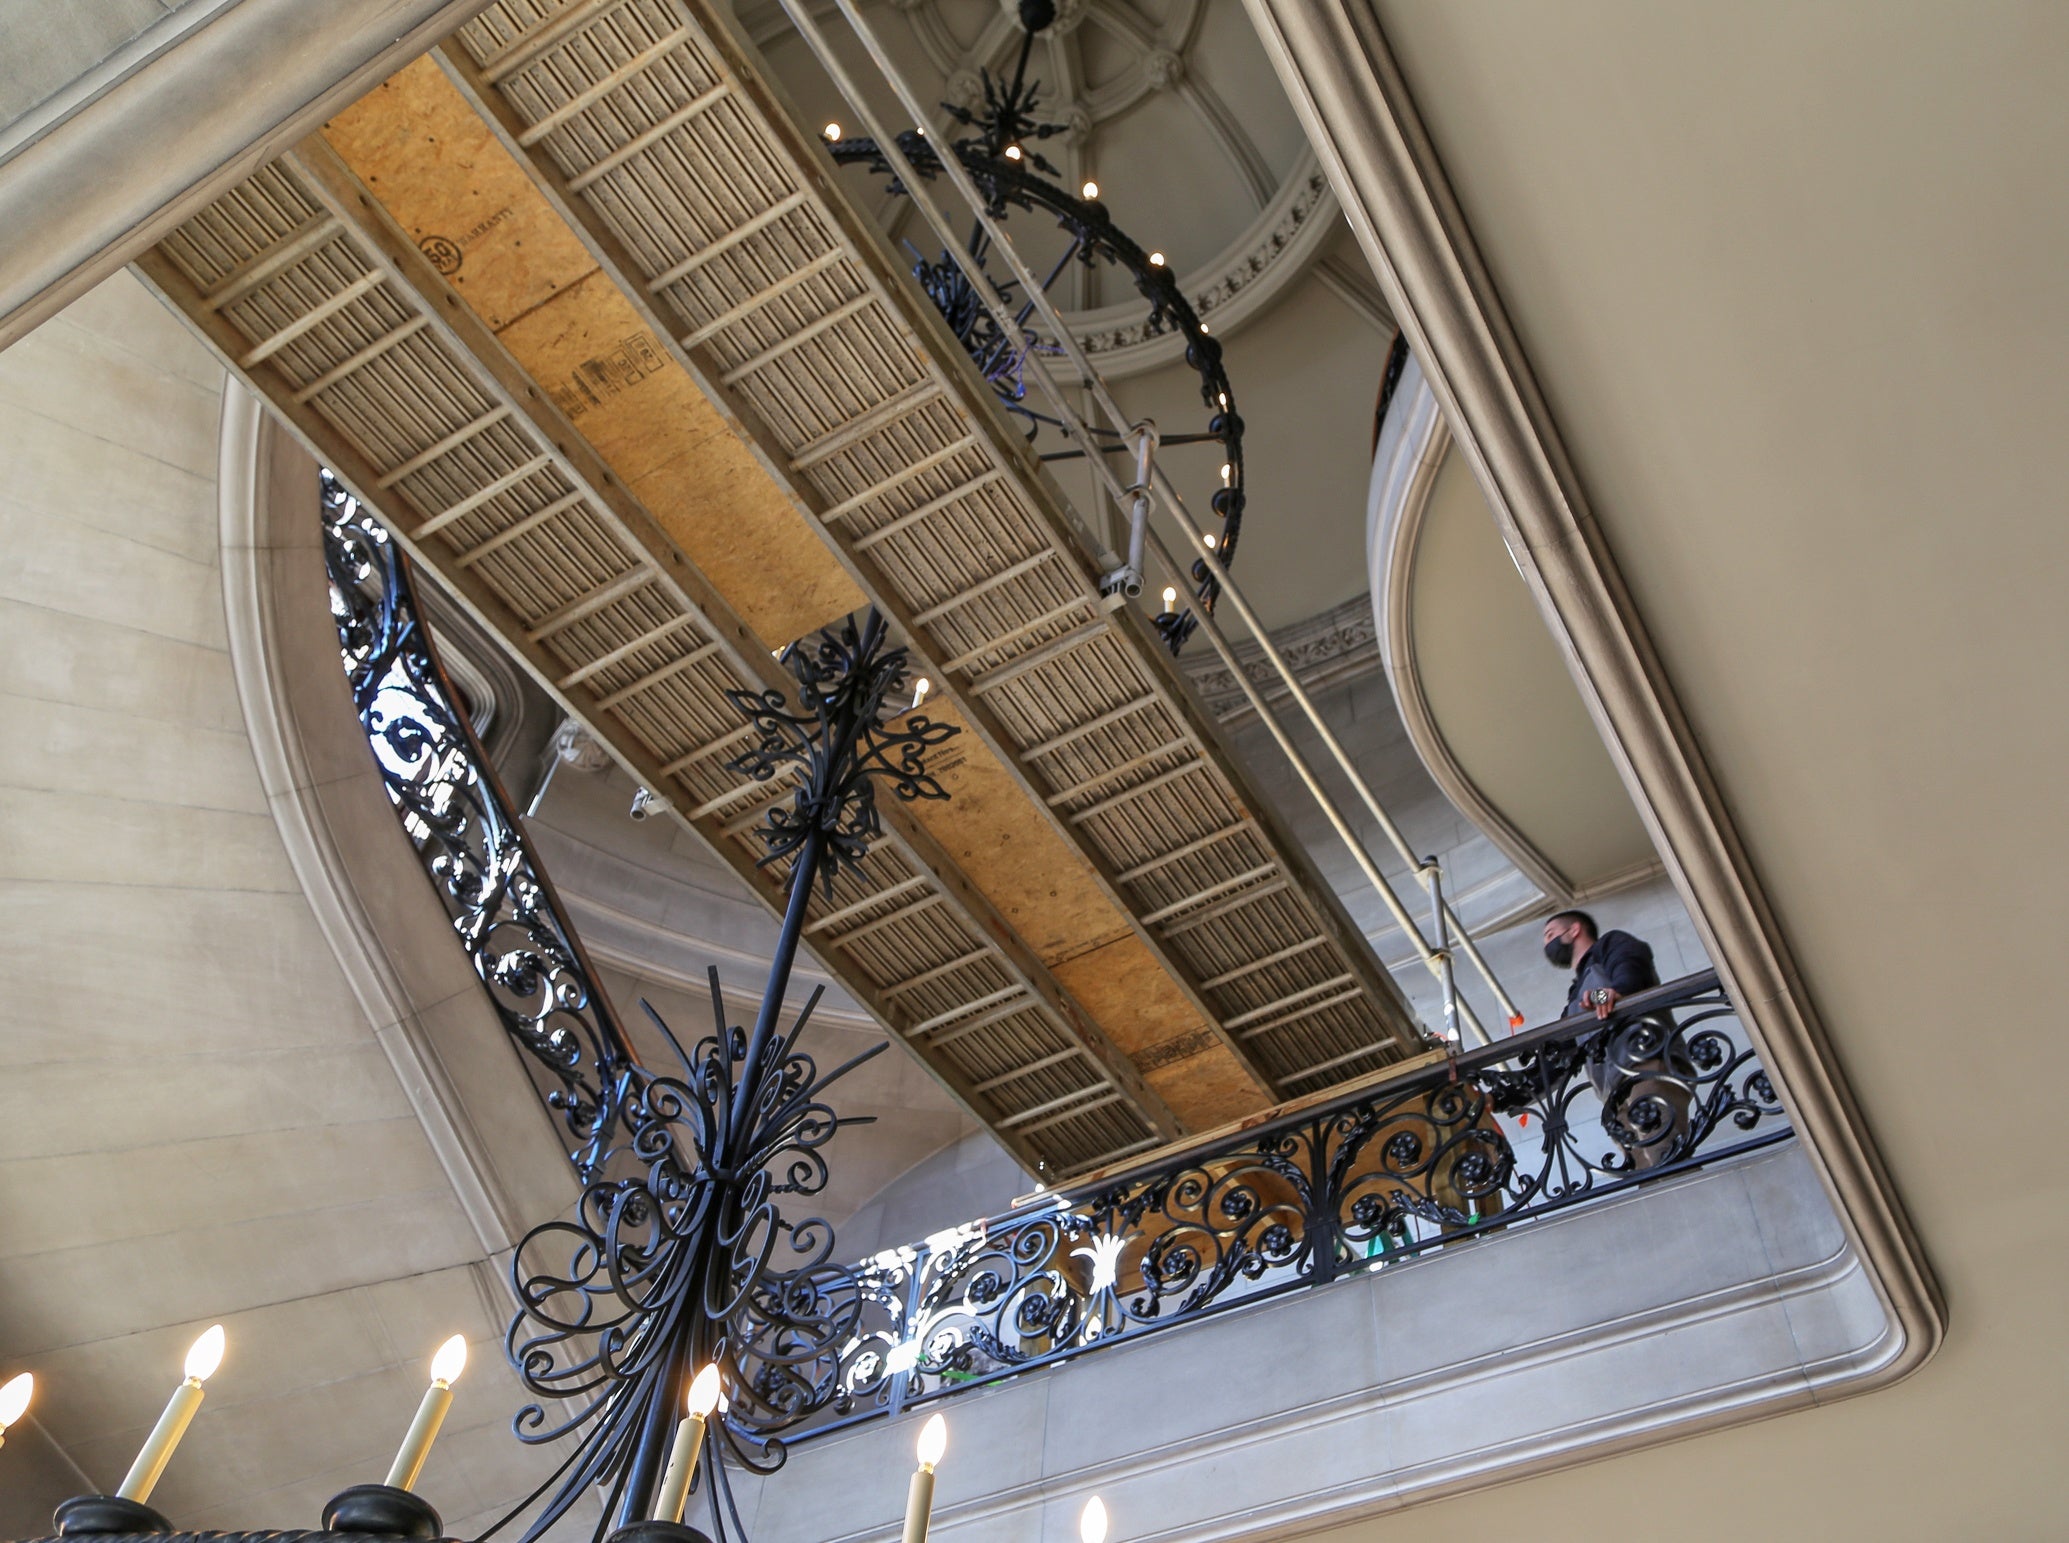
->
[492, 611, 960, 1543]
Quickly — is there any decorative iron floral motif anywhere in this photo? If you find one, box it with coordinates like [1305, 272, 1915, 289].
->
[725, 611, 958, 895]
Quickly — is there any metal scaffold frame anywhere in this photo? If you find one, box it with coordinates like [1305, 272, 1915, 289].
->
[775, 0, 1522, 1044]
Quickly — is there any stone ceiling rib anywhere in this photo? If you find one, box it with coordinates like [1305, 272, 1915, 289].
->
[434, 0, 1426, 1102]
[134, 149, 1176, 1179]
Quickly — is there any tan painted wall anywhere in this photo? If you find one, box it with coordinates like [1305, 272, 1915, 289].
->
[1309, 0, 2069, 1536]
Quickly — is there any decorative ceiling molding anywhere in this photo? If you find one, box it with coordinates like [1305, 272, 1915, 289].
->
[1366, 353, 1574, 904]
[1180, 589, 1380, 727]
[1239, 0, 1941, 1416]
[744, 0, 1336, 375]
[1072, 154, 1340, 377]
[0, 0, 485, 350]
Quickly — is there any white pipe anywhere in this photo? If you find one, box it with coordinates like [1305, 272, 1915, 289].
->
[779, 0, 1520, 1029]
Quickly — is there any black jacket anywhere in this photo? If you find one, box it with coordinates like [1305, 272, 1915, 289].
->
[1563, 929, 1659, 1019]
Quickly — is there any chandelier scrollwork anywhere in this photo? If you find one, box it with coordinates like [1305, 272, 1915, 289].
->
[497, 609, 959, 1543]
[724, 612, 958, 894]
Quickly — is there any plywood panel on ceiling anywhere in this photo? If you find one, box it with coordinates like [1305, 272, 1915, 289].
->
[318, 56, 1266, 1129]
[322, 59, 860, 647]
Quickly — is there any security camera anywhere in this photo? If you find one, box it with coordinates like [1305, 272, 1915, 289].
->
[629, 786, 668, 821]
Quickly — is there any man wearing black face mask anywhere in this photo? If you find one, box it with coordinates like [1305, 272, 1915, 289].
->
[1542, 910, 1690, 1169]
[1543, 910, 1658, 1021]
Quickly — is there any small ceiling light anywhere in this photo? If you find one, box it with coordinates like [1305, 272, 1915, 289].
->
[1004, 144, 1023, 161]
[1161, 586, 1178, 611]
[1148, 251, 1165, 267]
[824, 122, 842, 141]
[1081, 180, 1099, 199]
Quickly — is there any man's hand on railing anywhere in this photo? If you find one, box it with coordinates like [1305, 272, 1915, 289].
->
[1590, 986, 1622, 1021]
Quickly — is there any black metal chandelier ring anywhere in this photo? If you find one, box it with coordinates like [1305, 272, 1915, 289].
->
[821, 4, 1246, 654]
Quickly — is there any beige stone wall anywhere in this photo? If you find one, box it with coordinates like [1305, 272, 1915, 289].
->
[0, 272, 557, 1537]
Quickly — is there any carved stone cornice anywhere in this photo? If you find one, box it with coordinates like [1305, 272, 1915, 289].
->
[1070, 157, 1341, 376]
[1181, 591, 1381, 725]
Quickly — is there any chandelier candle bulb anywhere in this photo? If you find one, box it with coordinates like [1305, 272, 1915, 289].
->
[384, 1335, 467, 1492]
[1162, 586, 1178, 611]
[652, 1364, 722, 1524]
[0, 1372, 32, 1449]
[1080, 1496, 1109, 1543]
[1082, 180, 1099, 199]
[901, 1413, 947, 1543]
[824, 122, 841, 141]
[117, 1325, 224, 1503]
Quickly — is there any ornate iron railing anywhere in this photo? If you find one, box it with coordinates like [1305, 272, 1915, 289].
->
[321, 469, 641, 1181]
[786, 969, 1789, 1442]
[319, 469, 1790, 1530]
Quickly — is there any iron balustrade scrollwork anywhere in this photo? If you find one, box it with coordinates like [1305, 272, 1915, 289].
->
[320, 469, 639, 1181]
[769, 970, 1789, 1443]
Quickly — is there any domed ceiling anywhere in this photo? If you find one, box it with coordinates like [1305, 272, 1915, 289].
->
[740, 0, 1339, 377]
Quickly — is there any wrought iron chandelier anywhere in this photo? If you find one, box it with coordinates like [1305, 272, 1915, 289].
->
[824, 0, 1246, 653]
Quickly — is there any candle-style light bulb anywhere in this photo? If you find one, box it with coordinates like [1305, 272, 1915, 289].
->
[0, 1372, 33, 1448]
[916, 1413, 946, 1471]
[1148, 252, 1165, 267]
[118, 1325, 225, 1502]
[384, 1335, 468, 1492]
[824, 122, 842, 141]
[912, 677, 930, 709]
[687, 1364, 721, 1419]
[902, 1413, 947, 1543]
[1081, 180, 1099, 199]
[1204, 532, 1217, 549]
[653, 1364, 722, 1524]
[1161, 586, 1178, 612]
[1080, 1496, 1109, 1543]
[184, 1325, 226, 1383]
[1004, 144, 1023, 160]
